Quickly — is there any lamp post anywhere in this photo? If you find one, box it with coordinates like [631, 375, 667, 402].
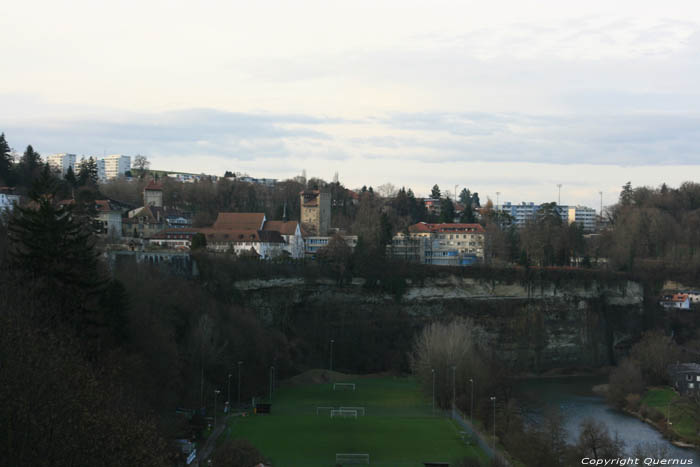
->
[269, 366, 275, 401]
[227, 373, 232, 408]
[431, 368, 436, 413]
[451, 366, 457, 411]
[557, 184, 562, 205]
[490, 396, 496, 450]
[329, 339, 335, 372]
[469, 378, 474, 425]
[237, 361, 243, 406]
[214, 389, 220, 427]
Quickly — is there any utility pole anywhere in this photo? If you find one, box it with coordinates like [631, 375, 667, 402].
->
[329, 339, 335, 372]
[557, 184, 562, 205]
[496, 192, 500, 210]
[454, 184, 458, 202]
[269, 366, 275, 401]
[599, 191, 603, 222]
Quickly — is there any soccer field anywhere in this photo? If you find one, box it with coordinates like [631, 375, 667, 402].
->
[225, 375, 487, 466]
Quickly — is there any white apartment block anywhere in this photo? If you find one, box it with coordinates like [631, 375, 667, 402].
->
[46, 153, 76, 177]
[567, 206, 597, 232]
[97, 155, 131, 181]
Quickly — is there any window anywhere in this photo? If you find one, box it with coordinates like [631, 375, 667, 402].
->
[687, 374, 693, 381]
[690, 383, 696, 389]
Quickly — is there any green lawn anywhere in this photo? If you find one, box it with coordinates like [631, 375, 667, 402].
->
[225, 376, 487, 466]
[642, 387, 699, 440]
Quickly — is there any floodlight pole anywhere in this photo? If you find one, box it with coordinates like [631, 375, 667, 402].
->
[490, 396, 496, 450]
[451, 366, 456, 411]
[330, 339, 335, 372]
[269, 366, 275, 401]
[227, 373, 232, 407]
[469, 378, 474, 425]
[431, 368, 436, 413]
[237, 361, 243, 406]
[214, 389, 220, 427]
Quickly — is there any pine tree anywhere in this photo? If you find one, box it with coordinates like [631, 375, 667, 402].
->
[8, 169, 103, 333]
[65, 165, 77, 187]
[431, 184, 441, 199]
[19, 144, 42, 186]
[77, 156, 98, 186]
[0, 132, 13, 184]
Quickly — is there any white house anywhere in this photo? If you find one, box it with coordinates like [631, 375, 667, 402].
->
[0, 191, 20, 213]
[660, 293, 691, 309]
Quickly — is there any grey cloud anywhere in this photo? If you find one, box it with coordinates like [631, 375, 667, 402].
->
[0, 108, 334, 160]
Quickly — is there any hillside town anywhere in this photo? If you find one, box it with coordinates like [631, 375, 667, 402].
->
[1, 151, 607, 269]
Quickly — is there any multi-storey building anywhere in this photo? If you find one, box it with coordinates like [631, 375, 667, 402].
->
[498, 202, 597, 231]
[390, 222, 485, 266]
[0, 188, 20, 213]
[97, 155, 131, 180]
[46, 153, 76, 177]
[566, 206, 597, 232]
[300, 190, 330, 236]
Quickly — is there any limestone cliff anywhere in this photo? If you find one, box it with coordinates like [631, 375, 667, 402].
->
[233, 276, 644, 373]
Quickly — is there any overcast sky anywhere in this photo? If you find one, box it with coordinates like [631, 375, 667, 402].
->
[2, 0, 700, 208]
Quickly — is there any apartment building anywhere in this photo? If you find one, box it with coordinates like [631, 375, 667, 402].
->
[97, 155, 131, 180]
[46, 153, 76, 177]
[390, 222, 485, 266]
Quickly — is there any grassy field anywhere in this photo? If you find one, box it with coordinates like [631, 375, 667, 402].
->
[642, 387, 699, 440]
[224, 374, 487, 466]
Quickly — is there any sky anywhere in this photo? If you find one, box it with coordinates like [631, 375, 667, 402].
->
[2, 0, 700, 209]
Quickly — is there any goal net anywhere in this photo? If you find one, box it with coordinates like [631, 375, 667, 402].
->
[330, 409, 357, 418]
[339, 406, 365, 416]
[333, 383, 356, 391]
[335, 453, 369, 464]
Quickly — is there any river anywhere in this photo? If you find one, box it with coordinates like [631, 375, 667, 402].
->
[513, 376, 699, 462]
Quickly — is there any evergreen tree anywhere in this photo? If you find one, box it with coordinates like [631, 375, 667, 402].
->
[77, 156, 98, 186]
[620, 181, 633, 206]
[471, 192, 481, 207]
[379, 212, 393, 247]
[65, 165, 77, 187]
[430, 184, 441, 199]
[0, 132, 13, 184]
[440, 197, 456, 223]
[7, 169, 103, 334]
[460, 204, 476, 223]
[459, 188, 472, 206]
[19, 144, 42, 186]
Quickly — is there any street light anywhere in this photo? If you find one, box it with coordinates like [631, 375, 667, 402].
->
[469, 378, 474, 425]
[451, 366, 457, 412]
[237, 361, 243, 406]
[227, 373, 232, 408]
[329, 339, 335, 372]
[269, 366, 275, 401]
[431, 368, 436, 413]
[490, 396, 496, 450]
[214, 389, 221, 426]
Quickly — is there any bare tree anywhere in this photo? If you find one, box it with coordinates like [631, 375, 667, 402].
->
[410, 317, 485, 408]
[132, 154, 150, 176]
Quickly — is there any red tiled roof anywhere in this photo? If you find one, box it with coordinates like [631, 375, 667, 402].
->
[213, 212, 265, 230]
[670, 293, 690, 302]
[263, 220, 300, 236]
[408, 222, 485, 234]
[200, 228, 284, 244]
[144, 181, 163, 191]
[300, 190, 321, 206]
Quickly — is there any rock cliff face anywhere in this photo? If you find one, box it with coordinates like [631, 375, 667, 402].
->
[233, 276, 644, 373]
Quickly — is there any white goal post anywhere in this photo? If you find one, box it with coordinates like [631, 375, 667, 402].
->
[339, 406, 365, 416]
[330, 409, 357, 418]
[336, 453, 369, 464]
[333, 383, 356, 391]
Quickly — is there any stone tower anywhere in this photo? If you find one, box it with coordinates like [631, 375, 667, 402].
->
[143, 181, 163, 207]
[300, 190, 330, 236]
